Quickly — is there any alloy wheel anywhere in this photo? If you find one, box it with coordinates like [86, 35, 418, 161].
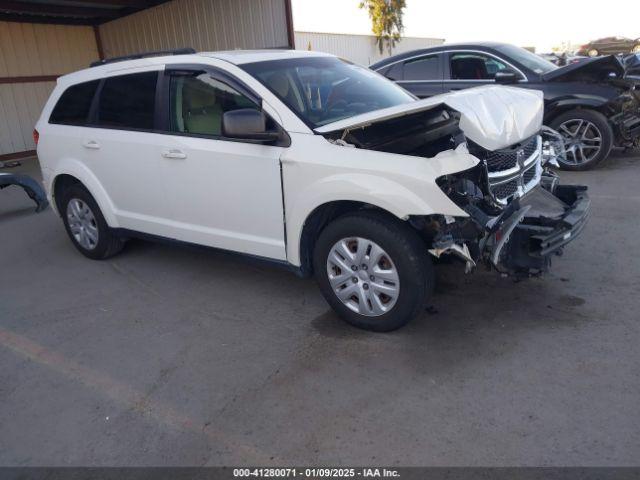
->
[66, 198, 99, 250]
[557, 119, 602, 165]
[326, 237, 400, 316]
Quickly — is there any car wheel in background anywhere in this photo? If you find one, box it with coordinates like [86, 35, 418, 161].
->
[313, 211, 433, 332]
[550, 109, 613, 170]
[588, 48, 599, 57]
[632, 45, 640, 54]
[60, 184, 125, 260]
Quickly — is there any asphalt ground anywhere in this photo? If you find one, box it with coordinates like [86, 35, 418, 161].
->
[1, 152, 638, 466]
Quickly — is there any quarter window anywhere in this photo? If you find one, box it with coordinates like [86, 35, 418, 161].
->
[403, 55, 440, 81]
[449, 53, 509, 80]
[96, 72, 157, 130]
[169, 73, 256, 136]
[49, 80, 99, 125]
[381, 62, 403, 81]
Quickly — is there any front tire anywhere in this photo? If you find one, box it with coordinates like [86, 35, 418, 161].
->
[313, 211, 432, 332]
[550, 109, 613, 170]
[59, 184, 125, 260]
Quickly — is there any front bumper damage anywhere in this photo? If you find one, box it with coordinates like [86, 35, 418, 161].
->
[613, 109, 640, 148]
[429, 129, 590, 277]
[0, 173, 49, 212]
[428, 173, 590, 276]
[484, 178, 589, 274]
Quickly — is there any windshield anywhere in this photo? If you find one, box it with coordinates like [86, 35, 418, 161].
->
[241, 56, 415, 128]
[495, 44, 558, 75]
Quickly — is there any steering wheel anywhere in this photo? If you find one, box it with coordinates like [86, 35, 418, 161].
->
[323, 99, 348, 119]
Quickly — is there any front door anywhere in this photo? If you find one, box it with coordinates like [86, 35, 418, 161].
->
[443, 51, 511, 92]
[157, 69, 287, 260]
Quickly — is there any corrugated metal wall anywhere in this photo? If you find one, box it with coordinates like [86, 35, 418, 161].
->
[0, 21, 98, 155]
[295, 31, 444, 66]
[0, 21, 98, 77]
[0, 83, 55, 156]
[98, 0, 289, 58]
[1, 0, 289, 156]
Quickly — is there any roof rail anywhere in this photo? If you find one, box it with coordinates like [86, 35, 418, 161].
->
[90, 48, 196, 68]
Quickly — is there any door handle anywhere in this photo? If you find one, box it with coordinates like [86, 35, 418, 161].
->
[82, 140, 100, 149]
[161, 149, 187, 160]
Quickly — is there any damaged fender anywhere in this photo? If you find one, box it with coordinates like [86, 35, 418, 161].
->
[0, 173, 49, 212]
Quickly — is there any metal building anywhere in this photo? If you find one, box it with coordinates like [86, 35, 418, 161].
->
[0, 0, 294, 160]
[295, 31, 444, 67]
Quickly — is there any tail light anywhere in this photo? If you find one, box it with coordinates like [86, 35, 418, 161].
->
[33, 128, 39, 146]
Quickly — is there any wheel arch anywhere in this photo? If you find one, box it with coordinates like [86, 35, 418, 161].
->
[544, 98, 610, 124]
[295, 200, 416, 277]
[50, 162, 118, 227]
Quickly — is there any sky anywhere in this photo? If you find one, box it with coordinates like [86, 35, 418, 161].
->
[291, 0, 639, 53]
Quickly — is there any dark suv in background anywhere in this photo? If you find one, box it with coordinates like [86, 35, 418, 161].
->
[371, 42, 640, 170]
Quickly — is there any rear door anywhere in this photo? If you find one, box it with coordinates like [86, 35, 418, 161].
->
[155, 67, 287, 260]
[377, 53, 444, 98]
[84, 68, 174, 234]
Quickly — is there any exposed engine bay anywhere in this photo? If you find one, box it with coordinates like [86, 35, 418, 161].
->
[321, 88, 590, 277]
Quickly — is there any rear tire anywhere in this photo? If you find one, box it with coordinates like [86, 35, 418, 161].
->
[59, 184, 125, 260]
[550, 109, 613, 170]
[313, 211, 432, 332]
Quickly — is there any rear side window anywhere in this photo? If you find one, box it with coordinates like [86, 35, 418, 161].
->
[379, 62, 403, 81]
[96, 72, 158, 130]
[49, 80, 99, 125]
[403, 55, 440, 81]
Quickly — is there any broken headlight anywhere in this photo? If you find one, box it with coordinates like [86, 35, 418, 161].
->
[540, 126, 564, 167]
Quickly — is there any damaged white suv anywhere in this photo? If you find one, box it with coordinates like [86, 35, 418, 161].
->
[36, 49, 590, 331]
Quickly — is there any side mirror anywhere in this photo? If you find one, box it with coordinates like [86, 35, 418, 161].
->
[222, 108, 280, 142]
[494, 71, 519, 84]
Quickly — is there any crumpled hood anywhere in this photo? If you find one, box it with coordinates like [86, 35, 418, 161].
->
[542, 55, 625, 82]
[315, 85, 544, 151]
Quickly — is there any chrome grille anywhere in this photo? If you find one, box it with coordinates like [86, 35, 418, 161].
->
[484, 136, 539, 173]
[470, 135, 543, 206]
[492, 179, 519, 199]
[523, 164, 537, 184]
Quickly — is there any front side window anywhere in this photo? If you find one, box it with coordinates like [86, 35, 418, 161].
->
[494, 44, 557, 75]
[403, 55, 440, 81]
[96, 72, 157, 130]
[49, 80, 99, 125]
[242, 56, 414, 128]
[450, 53, 509, 80]
[169, 73, 255, 136]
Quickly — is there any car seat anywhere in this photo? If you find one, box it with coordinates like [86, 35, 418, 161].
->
[183, 82, 223, 135]
[451, 57, 489, 80]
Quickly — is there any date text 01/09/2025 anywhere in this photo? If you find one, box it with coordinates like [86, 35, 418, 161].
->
[232, 467, 401, 478]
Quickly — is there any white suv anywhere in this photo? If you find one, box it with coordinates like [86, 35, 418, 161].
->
[36, 49, 589, 331]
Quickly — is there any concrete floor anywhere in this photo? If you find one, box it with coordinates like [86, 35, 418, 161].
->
[1, 153, 639, 466]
